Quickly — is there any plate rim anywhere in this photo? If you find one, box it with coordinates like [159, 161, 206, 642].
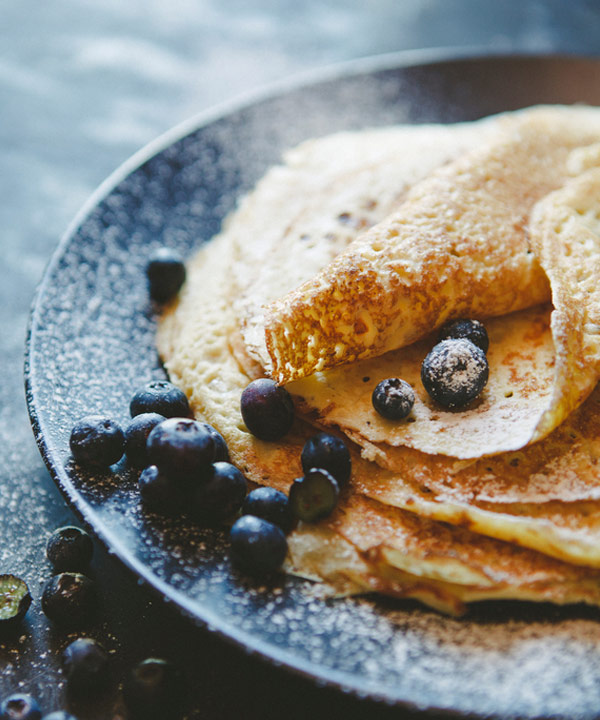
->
[23, 48, 600, 717]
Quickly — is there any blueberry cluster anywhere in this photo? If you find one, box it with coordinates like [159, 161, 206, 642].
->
[237, 380, 353, 565]
[69, 380, 247, 527]
[69, 379, 191, 470]
[140, 417, 246, 525]
[369, 318, 490, 419]
[237, 373, 359, 567]
[68, 364, 352, 578]
[288, 432, 351, 522]
[0, 517, 188, 717]
[67, 378, 276, 575]
[228, 429, 351, 574]
[237, 384, 352, 537]
[0, 526, 99, 720]
[39, 525, 98, 628]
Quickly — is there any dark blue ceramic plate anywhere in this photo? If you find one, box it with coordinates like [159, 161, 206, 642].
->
[25, 52, 600, 718]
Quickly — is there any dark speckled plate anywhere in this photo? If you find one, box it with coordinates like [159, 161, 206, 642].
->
[25, 52, 600, 718]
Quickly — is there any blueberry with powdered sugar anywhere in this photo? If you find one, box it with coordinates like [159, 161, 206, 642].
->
[421, 338, 488, 410]
[41, 572, 98, 627]
[372, 378, 415, 420]
[46, 526, 93, 573]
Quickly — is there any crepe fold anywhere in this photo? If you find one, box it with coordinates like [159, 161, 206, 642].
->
[527, 163, 600, 443]
[262, 106, 600, 384]
[228, 120, 499, 373]
[258, 106, 600, 457]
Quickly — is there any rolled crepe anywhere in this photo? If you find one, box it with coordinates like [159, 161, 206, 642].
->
[263, 106, 600, 385]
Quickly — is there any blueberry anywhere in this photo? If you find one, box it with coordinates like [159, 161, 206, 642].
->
[147, 247, 186, 303]
[138, 465, 189, 516]
[124, 413, 166, 467]
[69, 416, 124, 468]
[130, 381, 190, 419]
[288, 469, 339, 523]
[421, 338, 489, 409]
[438, 318, 489, 354]
[301, 432, 351, 487]
[371, 378, 415, 420]
[0, 575, 32, 630]
[42, 713, 78, 720]
[0, 694, 41, 720]
[240, 378, 294, 441]
[229, 515, 288, 575]
[199, 423, 229, 462]
[123, 658, 185, 720]
[62, 638, 110, 696]
[241, 487, 293, 534]
[147, 418, 214, 478]
[190, 462, 247, 525]
[41, 573, 97, 627]
[46, 526, 93, 573]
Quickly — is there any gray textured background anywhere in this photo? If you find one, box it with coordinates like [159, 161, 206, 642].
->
[2, 1, 600, 717]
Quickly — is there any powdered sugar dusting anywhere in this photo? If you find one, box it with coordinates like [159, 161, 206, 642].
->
[25, 67, 600, 717]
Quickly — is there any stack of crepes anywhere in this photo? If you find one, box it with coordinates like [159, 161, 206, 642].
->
[157, 105, 600, 615]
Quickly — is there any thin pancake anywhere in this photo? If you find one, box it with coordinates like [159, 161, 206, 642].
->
[157, 233, 600, 612]
[332, 494, 600, 610]
[348, 434, 600, 569]
[172, 115, 600, 566]
[287, 495, 600, 616]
